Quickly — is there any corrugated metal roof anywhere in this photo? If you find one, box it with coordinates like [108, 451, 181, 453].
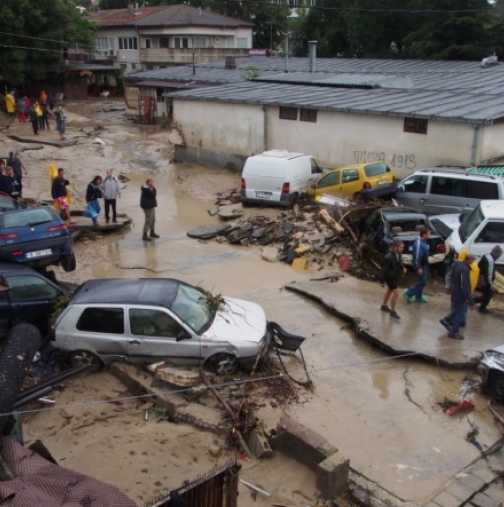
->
[168, 81, 504, 124]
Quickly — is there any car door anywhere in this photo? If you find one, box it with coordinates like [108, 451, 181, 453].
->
[126, 307, 202, 364]
[340, 167, 361, 197]
[73, 306, 128, 358]
[396, 174, 429, 210]
[314, 170, 341, 197]
[470, 221, 504, 261]
[5, 274, 62, 333]
[425, 176, 466, 214]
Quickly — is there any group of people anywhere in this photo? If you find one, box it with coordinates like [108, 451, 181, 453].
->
[4, 90, 66, 140]
[0, 152, 25, 199]
[381, 227, 502, 340]
[51, 168, 122, 226]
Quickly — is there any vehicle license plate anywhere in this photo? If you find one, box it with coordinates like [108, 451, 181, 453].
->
[26, 249, 52, 259]
[256, 191, 273, 199]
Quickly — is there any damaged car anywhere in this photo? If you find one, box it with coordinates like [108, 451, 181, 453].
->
[361, 207, 447, 266]
[479, 345, 504, 401]
[53, 278, 270, 371]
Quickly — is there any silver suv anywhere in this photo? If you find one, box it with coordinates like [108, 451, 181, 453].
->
[396, 168, 504, 215]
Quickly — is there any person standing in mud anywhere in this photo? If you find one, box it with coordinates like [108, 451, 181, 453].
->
[54, 105, 66, 140]
[381, 240, 404, 320]
[475, 245, 503, 314]
[403, 227, 431, 303]
[8, 152, 25, 197]
[440, 250, 475, 340]
[51, 168, 70, 221]
[140, 178, 159, 242]
[86, 176, 103, 226]
[28, 102, 39, 135]
[103, 169, 121, 223]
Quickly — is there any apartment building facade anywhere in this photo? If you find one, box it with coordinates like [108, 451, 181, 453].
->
[90, 4, 253, 74]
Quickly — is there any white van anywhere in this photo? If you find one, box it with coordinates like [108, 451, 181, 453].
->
[241, 150, 323, 206]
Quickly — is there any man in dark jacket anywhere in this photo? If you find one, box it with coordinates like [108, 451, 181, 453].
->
[7, 152, 24, 197]
[440, 250, 475, 340]
[140, 178, 159, 241]
[381, 240, 404, 320]
[476, 245, 503, 313]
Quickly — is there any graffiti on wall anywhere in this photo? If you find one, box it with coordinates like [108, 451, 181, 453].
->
[353, 150, 417, 170]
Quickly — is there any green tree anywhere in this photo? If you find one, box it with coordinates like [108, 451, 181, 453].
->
[0, 0, 95, 85]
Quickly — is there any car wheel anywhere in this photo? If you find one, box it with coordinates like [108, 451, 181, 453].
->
[69, 350, 103, 370]
[485, 370, 504, 402]
[204, 353, 238, 375]
[61, 253, 77, 272]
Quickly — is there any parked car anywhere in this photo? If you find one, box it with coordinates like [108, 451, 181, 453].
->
[430, 200, 504, 267]
[308, 162, 395, 200]
[361, 207, 447, 266]
[241, 150, 323, 207]
[395, 168, 504, 215]
[0, 206, 76, 272]
[0, 263, 67, 336]
[479, 345, 504, 401]
[53, 278, 270, 370]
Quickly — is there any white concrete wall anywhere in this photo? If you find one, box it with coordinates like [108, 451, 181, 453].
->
[173, 99, 478, 176]
[266, 108, 476, 177]
[480, 123, 504, 163]
[173, 100, 264, 155]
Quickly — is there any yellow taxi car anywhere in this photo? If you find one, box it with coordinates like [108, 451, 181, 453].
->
[307, 161, 396, 199]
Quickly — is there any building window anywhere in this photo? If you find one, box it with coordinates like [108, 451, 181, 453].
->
[279, 107, 298, 120]
[404, 117, 428, 134]
[145, 38, 151, 49]
[118, 38, 124, 50]
[237, 37, 248, 48]
[160, 37, 169, 49]
[133, 37, 138, 50]
[300, 108, 317, 123]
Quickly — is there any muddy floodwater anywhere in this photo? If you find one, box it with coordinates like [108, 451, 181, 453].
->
[3, 100, 502, 505]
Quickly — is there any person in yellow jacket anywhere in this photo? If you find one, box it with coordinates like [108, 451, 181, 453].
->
[5, 92, 15, 116]
[33, 101, 44, 131]
[458, 248, 480, 293]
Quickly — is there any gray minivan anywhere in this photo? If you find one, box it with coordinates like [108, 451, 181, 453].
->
[395, 168, 504, 215]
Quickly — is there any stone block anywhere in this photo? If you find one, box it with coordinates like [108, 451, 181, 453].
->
[470, 492, 501, 507]
[316, 451, 350, 499]
[272, 416, 337, 468]
[247, 428, 273, 459]
[447, 478, 482, 502]
[432, 492, 462, 507]
[482, 482, 504, 505]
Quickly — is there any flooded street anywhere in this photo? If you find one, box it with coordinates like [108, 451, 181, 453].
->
[4, 100, 503, 505]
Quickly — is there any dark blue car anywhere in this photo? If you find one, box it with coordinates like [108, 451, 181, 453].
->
[0, 206, 76, 272]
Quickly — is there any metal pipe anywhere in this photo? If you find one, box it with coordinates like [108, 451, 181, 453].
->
[284, 33, 289, 73]
[308, 40, 318, 72]
[470, 125, 481, 165]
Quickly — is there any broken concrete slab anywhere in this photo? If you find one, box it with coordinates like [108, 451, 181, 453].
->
[272, 415, 338, 468]
[218, 204, 243, 220]
[7, 134, 78, 148]
[317, 452, 350, 499]
[261, 246, 279, 263]
[286, 277, 504, 368]
[187, 224, 231, 240]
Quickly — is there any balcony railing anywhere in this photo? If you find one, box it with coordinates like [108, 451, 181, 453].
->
[139, 47, 249, 64]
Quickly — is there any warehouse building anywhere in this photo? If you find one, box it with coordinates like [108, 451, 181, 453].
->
[160, 56, 504, 176]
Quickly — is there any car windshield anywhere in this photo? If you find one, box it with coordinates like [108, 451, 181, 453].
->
[460, 206, 484, 242]
[170, 284, 214, 334]
[0, 208, 54, 228]
[389, 218, 425, 233]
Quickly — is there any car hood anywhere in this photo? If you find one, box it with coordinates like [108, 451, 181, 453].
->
[202, 297, 267, 344]
[430, 213, 461, 231]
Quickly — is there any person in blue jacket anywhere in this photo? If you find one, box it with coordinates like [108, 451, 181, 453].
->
[403, 226, 430, 303]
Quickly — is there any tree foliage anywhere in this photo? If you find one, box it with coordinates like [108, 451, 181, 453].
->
[0, 0, 95, 85]
[298, 0, 502, 60]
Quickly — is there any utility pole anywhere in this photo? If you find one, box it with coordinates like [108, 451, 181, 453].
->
[192, 36, 196, 75]
[284, 32, 289, 73]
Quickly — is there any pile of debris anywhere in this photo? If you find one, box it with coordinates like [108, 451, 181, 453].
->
[189, 191, 383, 277]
